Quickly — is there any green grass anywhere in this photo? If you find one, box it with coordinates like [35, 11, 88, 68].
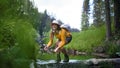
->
[66, 25, 106, 52]
[37, 52, 94, 60]
[37, 53, 56, 60]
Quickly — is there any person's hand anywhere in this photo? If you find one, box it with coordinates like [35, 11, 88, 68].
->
[54, 47, 59, 53]
[44, 46, 49, 51]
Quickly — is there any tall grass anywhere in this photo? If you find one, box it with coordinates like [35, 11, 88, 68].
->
[66, 25, 106, 52]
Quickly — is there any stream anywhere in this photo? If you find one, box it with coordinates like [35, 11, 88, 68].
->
[33, 58, 120, 68]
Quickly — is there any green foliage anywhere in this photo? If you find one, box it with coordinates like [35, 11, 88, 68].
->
[13, 19, 38, 59]
[0, 18, 38, 68]
[102, 41, 119, 56]
[81, 12, 89, 30]
[93, 0, 105, 26]
[107, 44, 118, 56]
[81, 0, 90, 30]
[0, 0, 52, 67]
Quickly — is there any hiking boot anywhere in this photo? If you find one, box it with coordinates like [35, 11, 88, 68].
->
[56, 53, 61, 63]
[63, 54, 69, 62]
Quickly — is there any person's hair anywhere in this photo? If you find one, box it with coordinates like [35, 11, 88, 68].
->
[57, 25, 61, 30]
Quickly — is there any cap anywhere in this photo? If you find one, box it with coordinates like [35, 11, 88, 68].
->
[52, 20, 62, 26]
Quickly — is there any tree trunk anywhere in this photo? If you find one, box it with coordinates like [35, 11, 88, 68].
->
[105, 0, 112, 41]
[114, 0, 120, 34]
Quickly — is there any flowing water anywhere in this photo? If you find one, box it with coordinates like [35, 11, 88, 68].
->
[35, 58, 120, 68]
[36, 59, 86, 68]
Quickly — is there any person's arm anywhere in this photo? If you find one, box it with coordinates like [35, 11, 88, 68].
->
[44, 32, 54, 51]
[47, 32, 54, 47]
[55, 29, 66, 50]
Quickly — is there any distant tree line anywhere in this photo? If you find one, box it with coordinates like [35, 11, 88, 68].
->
[81, 0, 120, 41]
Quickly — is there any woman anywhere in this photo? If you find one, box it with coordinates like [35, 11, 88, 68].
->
[44, 20, 72, 63]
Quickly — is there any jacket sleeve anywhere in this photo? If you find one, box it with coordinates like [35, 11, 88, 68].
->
[47, 32, 54, 47]
[58, 29, 66, 48]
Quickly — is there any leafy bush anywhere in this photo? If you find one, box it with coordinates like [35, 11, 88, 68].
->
[0, 19, 38, 68]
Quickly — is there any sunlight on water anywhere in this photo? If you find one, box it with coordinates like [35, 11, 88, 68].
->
[30, 62, 34, 68]
[36, 59, 81, 64]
